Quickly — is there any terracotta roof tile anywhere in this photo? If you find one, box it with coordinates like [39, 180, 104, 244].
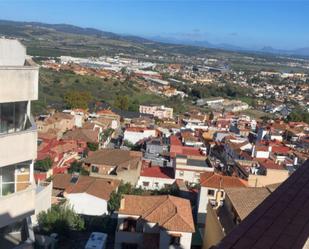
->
[200, 172, 248, 189]
[119, 195, 195, 233]
[52, 174, 119, 200]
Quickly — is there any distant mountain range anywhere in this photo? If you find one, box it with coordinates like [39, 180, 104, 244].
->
[150, 35, 309, 57]
[0, 19, 308, 58]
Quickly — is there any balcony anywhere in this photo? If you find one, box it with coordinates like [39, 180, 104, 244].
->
[0, 116, 37, 167]
[0, 183, 35, 229]
[0, 59, 38, 103]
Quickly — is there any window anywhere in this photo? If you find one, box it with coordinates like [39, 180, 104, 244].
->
[170, 235, 181, 246]
[179, 171, 184, 177]
[122, 218, 137, 232]
[142, 181, 149, 187]
[208, 189, 215, 196]
[154, 182, 159, 188]
[91, 166, 99, 173]
[0, 102, 28, 134]
[220, 190, 224, 198]
[0, 163, 31, 196]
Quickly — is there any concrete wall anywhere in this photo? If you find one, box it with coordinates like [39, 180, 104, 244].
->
[32, 182, 52, 225]
[114, 231, 143, 249]
[0, 129, 37, 167]
[0, 185, 35, 228]
[197, 186, 225, 224]
[0, 39, 26, 66]
[124, 130, 156, 144]
[203, 204, 225, 249]
[159, 230, 192, 249]
[248, 169, 289, 187]
[66, 193, 108, 216]
[0, 67, 38, 103]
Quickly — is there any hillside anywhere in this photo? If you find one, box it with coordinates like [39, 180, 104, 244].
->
[0, 19, 219, 58]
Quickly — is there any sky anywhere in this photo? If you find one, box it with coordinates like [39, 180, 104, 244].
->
[0, 0, 308, 50]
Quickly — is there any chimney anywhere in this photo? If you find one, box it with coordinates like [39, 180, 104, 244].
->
[268, 146, 272, 152]
[294, 157, 298, 166]
[120, 198, 125, 210]
[251, 145, 256, 157]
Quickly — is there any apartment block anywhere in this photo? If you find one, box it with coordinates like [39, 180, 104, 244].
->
[0, 39, 51, 248]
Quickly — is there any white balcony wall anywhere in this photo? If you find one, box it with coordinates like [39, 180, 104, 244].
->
[0, 185, 35, 228]
[0, 129, 37, 167]
[0, 67, 38, 103]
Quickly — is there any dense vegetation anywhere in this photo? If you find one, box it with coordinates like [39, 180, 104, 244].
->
[33, 68, 191, 114]
[37, 204, 85, 235]
[34, 157, 53, 172]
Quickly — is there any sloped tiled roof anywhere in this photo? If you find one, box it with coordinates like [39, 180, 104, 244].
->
[224, 187, 272, 220]
[200, 172, 248, 189]
[215, 160, 309, 249]
[119, 195, 195, 233]
[84, 148, 142, 166]
[52, 174, 120, 200]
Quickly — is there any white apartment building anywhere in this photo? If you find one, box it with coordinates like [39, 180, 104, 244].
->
[139, 105, 173, 119]
[174, 155, 214, 184]
[0, 39, 52, 248]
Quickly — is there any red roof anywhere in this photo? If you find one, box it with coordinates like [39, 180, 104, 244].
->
[200, 172, 248, 188]
[257, 158, 286, 170]
[140, 165, 174, 179]
[170, 135, 182, 146]
[170, 135, 202, 157]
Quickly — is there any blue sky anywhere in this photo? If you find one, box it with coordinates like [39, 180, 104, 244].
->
[0, 0, 308, 49]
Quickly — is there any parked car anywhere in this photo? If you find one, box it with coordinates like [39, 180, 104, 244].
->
[85, 232, 107, 249]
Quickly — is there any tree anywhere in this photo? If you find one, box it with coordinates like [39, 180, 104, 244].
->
[108, 182, 145, 212]
[114, 95, 129, 110]
[37, 204, 85, 235]
[34, 157, 53, 172]
[87, 142, 99, 151]
[68, 161, 89, 176]
[64, 91, 92, 109]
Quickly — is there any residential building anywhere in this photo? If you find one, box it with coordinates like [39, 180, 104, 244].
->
[174, 155, 214, 184]
[124, 127, 157, 145]
[139, 105, 173, 119]
[52, 174, 119, 216]
[84, 149, 142, 185]
[36, 112, 75, 136]
[203, 185, 277, 249]
[0, 39, 51, 248]
[197, 172, 247, 224]
[136, 162, 175, 190]
[115, 195, 195, 249]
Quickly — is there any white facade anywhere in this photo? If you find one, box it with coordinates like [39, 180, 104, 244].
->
[174, 156, 214, 184]
[139, 105, 173, 119]
[0, 39, 52, 247]
[115, 214, 192, 249]
[124, 129, 157, 144]
[66, 193, 108, 216]
[197, 186, 225, 224]
[136, 176, 175, 190]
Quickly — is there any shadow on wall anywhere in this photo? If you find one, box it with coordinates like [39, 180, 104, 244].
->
[0, 212, 33, 249]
